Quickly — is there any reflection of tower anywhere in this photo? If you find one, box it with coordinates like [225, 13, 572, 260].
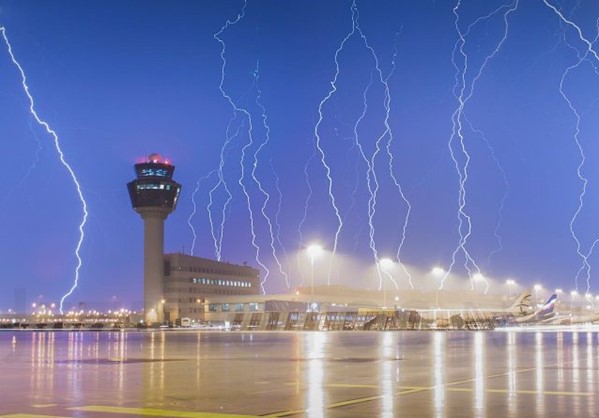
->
[127, 154, 181, 324]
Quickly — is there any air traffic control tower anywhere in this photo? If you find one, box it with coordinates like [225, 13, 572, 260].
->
[127, 154, 181, 324]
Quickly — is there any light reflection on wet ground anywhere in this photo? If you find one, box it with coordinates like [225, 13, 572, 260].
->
[0, 329, 598, 417]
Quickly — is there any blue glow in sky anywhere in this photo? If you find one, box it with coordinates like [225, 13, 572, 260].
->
[1, 0, 599, 310]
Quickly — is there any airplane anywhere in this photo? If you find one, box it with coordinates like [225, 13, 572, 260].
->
[544, 310, 599, 325]
[510, 293, 558, 324]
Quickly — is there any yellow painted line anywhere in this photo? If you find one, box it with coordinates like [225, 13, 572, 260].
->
[70, 406, 259, 418]
[262, 410, 306, 418]
[327, 395, 383, 409]
[0, 415, 69, 418]
[397, 388, 429, 395]
[397, 386, 430, 391]
[284, 382, 379, 389]
[31, 405, 58, 409]
[447, 387, 593, 397]
[323, 383, 380, 389]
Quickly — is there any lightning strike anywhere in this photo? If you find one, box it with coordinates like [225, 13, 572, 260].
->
[269, 159, 292, 284]
[208, 1, 248, 262]
[0, 27, 88, 313]
[188, 169, 217, 255]
[309, 0, 409, 291]
[252, 62, 291, 288]
[357, 27, 412, 290]
[463, 116, 510, 268]
[207, 121, 241, 261]
[556, 17, 599, 293]
[297, 148, 316, 287]
[312, 2, 356, 286]
[441, 0, 519, 294]
[542, 0, 599, 292]
[214, 1, 290, 294]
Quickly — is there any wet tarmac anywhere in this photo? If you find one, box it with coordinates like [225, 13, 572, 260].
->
[0, 328, 598, 417]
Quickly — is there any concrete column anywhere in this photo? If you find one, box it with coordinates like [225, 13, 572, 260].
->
[139, 208, 168, 324]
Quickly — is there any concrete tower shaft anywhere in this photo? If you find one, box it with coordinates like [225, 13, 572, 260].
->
[127, 154, 181, 324]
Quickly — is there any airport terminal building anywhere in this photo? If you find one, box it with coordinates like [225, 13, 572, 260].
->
[162, 253, 260, 322]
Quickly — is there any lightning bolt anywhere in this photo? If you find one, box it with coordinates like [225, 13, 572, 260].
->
[269, 159, 292, 285]
[463, 115, 510, 268]
[351, 69, 388, 291]
[352, 67, 401, 293]
[188, 169, 217, 255]
[207, 121, 242, 261]
[208, 1, 248, 262]
[297, 147, 316, 287]
[312, 2, 355, 286]
[311, 0, 408, 290]
[0, 27, 88, 313]
[441, 0, 519, 294]
[215, 1, 292, 294]
[252, 61, 291, 288]
[552, 12, 599, 293]
[362, 28, 412, 290]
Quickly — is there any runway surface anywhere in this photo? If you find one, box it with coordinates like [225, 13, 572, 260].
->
[0, 329, 597, 417]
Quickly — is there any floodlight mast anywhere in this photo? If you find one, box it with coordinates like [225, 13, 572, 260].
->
[307, 244, 323, 310]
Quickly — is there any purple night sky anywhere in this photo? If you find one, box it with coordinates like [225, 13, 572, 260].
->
[1, 0, 599, 311]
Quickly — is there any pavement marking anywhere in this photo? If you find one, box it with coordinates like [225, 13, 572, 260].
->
[31, 406, 58, 409]
[0, 415, 69, 418]
[261, 410, 305, 418]
[327, 394, 384, 409]
[321, 383, 380, 389]
[447, 387, 593, 397]
[70, 406, 259, 418]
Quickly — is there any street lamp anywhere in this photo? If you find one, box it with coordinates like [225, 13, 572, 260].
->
[473, 273, 484, 308]
[379, 258, 394, 310]
[432, 267, 445, 308]
[307, 244, 323, 309]
[506, 279, 515, 298]
[570, 290, 578, 312]
[534, 284, 542, 307]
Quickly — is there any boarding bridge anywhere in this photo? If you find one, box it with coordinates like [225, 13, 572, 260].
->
[220, 309, 501, 331]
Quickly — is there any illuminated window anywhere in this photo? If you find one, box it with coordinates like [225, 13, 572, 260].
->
[140, 168, 169, 177]
[222, 304, 230, 312]
[249, 303, 259, 312]
[235, 303, 244, 312]
[209, 304, 217, 312]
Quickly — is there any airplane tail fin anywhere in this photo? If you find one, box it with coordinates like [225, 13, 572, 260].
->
[509, 291, 532, 315]
[537, 294, 558, 316]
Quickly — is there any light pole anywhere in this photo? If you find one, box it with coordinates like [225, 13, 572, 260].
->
[534, 284, 542, 308]
[307, 244, 323, 310]
[380, 258, 394, 310]
[506, 279, 515, 298]
[432, 267, 445, 308]
[473, 273, 484, 308]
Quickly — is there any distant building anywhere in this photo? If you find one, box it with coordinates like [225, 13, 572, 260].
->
[163, 253, 260, 322]
[12, 288, 26, 314]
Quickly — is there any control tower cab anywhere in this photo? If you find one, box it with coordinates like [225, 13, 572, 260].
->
[127, 153, 181, 324]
